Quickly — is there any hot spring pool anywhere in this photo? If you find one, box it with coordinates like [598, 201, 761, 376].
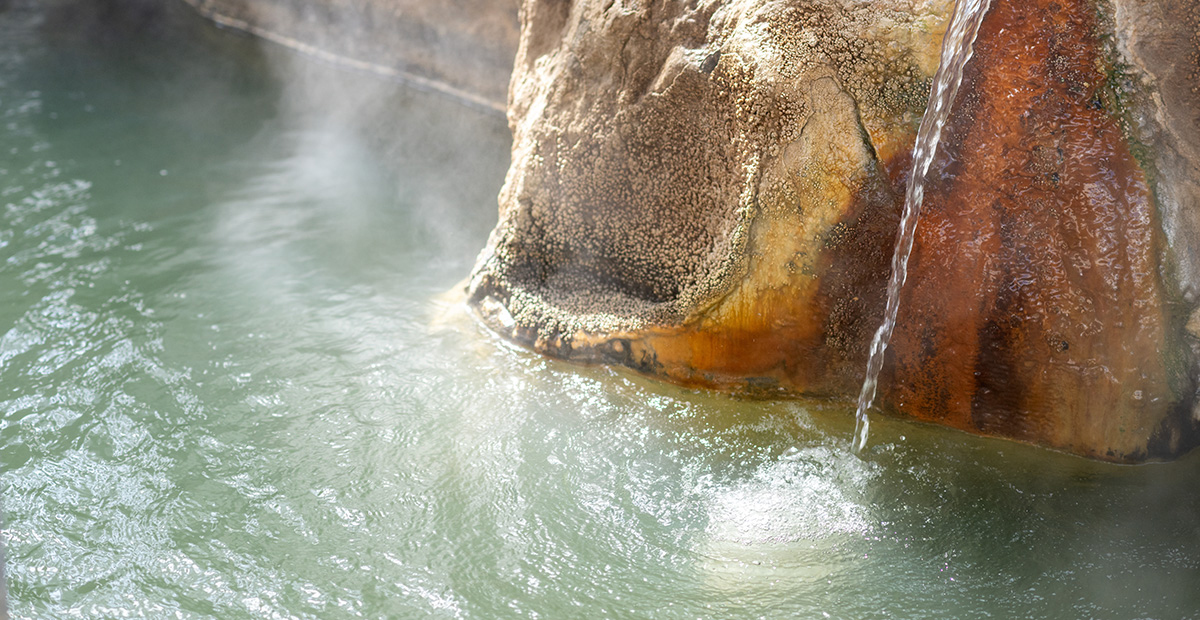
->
[2, 2, 1200, 618]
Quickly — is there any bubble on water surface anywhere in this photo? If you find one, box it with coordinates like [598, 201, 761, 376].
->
[703, 445, 876, 546]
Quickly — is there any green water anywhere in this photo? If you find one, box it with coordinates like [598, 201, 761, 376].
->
[3, 2, 1200, 618]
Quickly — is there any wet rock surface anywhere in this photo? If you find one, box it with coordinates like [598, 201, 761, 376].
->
[1114, 1, 1200, 299]
[469, 0, 951, 394]
[468, 0, 1200, 461]
[885, 0, 1196, 461]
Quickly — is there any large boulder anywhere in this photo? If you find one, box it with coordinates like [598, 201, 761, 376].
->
[470, 0, 950, 394]
[467, 0, 1200, 461]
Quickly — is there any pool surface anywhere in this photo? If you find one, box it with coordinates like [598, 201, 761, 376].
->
[2, 1, 1200, 618]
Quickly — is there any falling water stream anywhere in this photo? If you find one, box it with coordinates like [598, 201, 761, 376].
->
[5, 1, 1200, 618]
[852, 0, 994, 453]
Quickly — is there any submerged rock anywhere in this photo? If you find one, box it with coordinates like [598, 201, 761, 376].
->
[468, 0, 1200, 461]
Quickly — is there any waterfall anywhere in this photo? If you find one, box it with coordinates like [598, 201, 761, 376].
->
[852, 0, 993, 453]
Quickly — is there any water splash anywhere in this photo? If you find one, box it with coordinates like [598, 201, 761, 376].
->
[852, 0, 993, 453]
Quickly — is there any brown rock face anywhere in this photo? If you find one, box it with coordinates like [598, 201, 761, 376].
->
[465, 0, 1200, 460]
[885, 0, 1194, 461]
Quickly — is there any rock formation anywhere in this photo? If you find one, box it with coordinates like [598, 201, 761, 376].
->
[181, 0, 1200, 460]
[467, 0, 1200, 462]
[884, 0, 1198, 461]
[470, 0, 950, 394]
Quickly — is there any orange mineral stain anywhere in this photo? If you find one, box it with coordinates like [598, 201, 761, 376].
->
[882, 0, 1187, 461]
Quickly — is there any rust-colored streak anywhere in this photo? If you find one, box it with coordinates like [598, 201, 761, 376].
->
[883, 0, 1181, 460]
[624, 170, 902, 397]
[629, 284, 843, 396]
